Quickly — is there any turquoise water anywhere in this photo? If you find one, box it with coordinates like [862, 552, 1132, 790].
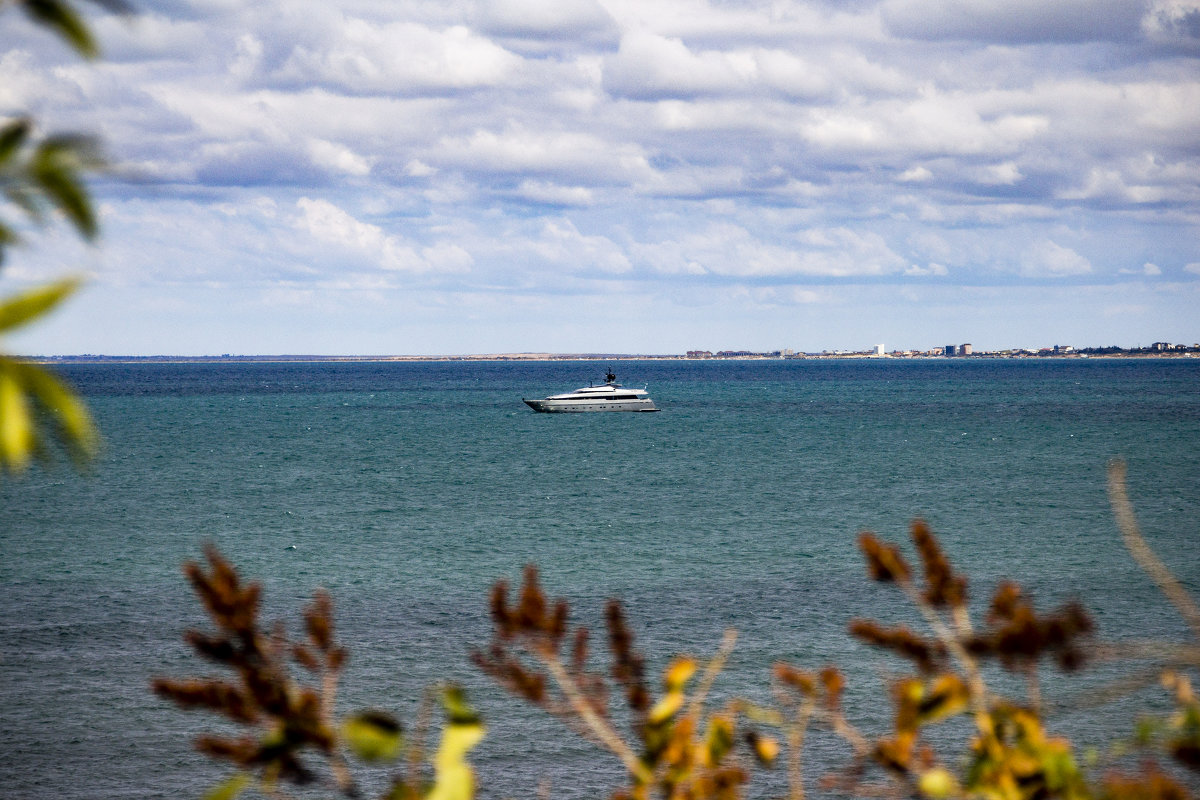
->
[2, 359, 1198, 798]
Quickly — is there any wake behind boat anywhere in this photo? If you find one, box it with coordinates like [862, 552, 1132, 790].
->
[523, 369, 659, 413]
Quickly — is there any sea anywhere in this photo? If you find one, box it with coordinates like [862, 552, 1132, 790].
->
[1, 358, 1198, 799]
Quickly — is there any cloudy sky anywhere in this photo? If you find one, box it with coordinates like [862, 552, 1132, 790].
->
[3, 0, 1199, 355]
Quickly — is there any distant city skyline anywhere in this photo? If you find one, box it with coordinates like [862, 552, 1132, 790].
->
[3, 0, 1198, 356]
[33, 339, 1200, 361]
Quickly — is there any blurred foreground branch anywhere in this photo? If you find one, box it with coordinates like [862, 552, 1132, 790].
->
[159, 469, 1200, 799]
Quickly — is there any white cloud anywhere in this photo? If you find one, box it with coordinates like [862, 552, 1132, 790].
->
[514, 180, 595, 206]
[307, 138, 371, 176]
[525, 218, 631, 273]
[1021, 241, 1092, 277]
[1141, 1, 1200, 44]
[632, 224, 906, 278]
[905, 263, 949, 276]
[603, 32, 751, 99]
[798, 89, 1049, 156]
[92, 13, 210, 62]
[274, 21, 521, 93]
[979, 162, 1022, 185]
[1184, 262, 1200, 275]
[1060, 167, 1168, 203]
[435, 124, 652, 183]
[294, 197, 471, 273]
[230, 34, 264, 80]
[898, 166, 933, 182]
[1119, 262, 1163, 276]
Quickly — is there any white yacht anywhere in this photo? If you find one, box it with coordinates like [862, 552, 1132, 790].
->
[523, 369, 659, 413]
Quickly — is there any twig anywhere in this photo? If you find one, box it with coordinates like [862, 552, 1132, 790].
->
[688, 628, 737, 721]
[898, 580, 989, 719]
[408, 686, 435, 784]
[1022, 665, 1040, 714]
[541, 653, 653, 783]
[1108, 460, 1200, 641]
[320, 665, 354, 795]
[786, 696, 816, 800]
[1090, 640, 1200, 665]
[1043, 664, 1168, 717]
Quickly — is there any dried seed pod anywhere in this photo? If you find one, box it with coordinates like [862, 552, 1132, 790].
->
[859, 532, 911, 583]
[849, 620, 948, 673]
[911, 521, 967, 608]
[773, 663, 817, 696]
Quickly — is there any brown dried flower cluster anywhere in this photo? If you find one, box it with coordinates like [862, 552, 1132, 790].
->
[474, 565, 606, 718]
[848, 620, 950, 674]
[911, 520, 968, 609]
[475, 566, 758, 800]
[966, 582, 1094, 672]
[152, 545, 349, 791]
[854, 522, 1094, 675]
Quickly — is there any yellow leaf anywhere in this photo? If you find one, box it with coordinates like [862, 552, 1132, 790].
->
[203, 773, 251, 800]
[664, 658, 696, 691]
[648, 691, 684, 725]
[750, 733, 779, 766]
[917, 767, 958, 799]
[918, 675, 969, 725]
[427, 687, 485, 800]
[0, 367, 35, 472]
[426, 721, 485, 800]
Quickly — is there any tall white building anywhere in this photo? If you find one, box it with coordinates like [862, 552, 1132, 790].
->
[875, 343, 885, 356]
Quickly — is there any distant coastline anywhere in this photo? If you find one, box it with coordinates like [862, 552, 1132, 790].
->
[29, 347, 1200, 365]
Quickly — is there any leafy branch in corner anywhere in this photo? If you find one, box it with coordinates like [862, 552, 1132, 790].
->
[0, 0, 126, 474]
[763, 461, 1198, 799]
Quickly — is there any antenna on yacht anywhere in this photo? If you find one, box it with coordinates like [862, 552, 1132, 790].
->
[605, 367, 617, 384]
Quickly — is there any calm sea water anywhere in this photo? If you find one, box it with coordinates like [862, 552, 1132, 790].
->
[2, 359, 1198, 798]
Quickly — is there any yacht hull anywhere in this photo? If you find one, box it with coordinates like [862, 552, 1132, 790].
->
[523, 398, 658, 413]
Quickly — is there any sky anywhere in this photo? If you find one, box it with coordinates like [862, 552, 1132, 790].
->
[2, 0, 1199, 355]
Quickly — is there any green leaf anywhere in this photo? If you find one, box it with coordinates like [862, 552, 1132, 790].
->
[31, 141, 97, 240]
[202, 773, 251, 800]
[0, 278, 80, 333]
[1134, 716, 1161, 746]
[21, 0, 100, 58]
[705, 716, 735, 764]
[441, 685, 480, 725]
[0, 118, 31, 164]
[343, 710, 404, 762]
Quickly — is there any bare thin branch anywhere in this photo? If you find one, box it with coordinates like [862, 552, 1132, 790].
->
[688, 628, 737, 721]
[541, 653, 652, 783]
[1108, 459, 1200, 641]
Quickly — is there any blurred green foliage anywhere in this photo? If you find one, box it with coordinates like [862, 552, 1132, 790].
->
[0, 0, 112, 474]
